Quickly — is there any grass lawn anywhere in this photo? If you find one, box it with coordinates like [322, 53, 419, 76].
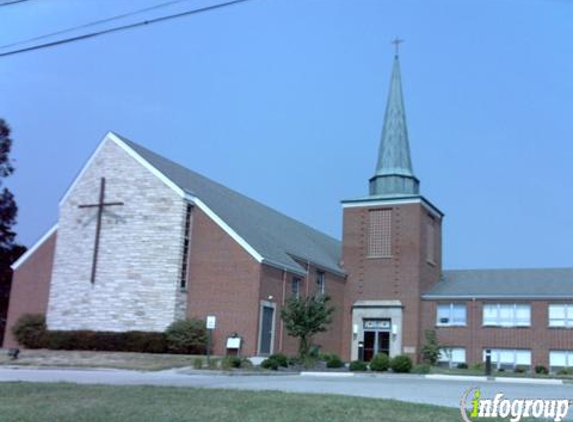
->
[0, 349, 207, 371]
[0, 382, 519, 422]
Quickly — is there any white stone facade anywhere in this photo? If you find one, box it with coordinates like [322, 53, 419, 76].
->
[47, 138, 188, 332]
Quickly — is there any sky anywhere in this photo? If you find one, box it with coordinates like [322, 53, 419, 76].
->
[1, 0, 572, 270]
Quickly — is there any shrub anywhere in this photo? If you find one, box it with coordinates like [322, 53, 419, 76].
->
[240, 358, 254, 370]
[268, 353, 289, 368]
[412, 364, 431, 374]
[471, 362, 485, 371]
[193, 357, 204, 370]
[514, 365, 527, 374]
[557, 367, 573, 376]
[323, 353, 345, 368]
[12, 314, 47, 349]
[44, 330, 167, 353]
[165, 319, 207, 355]
[369, 353, 390, 372]
[261, 357, 280, 371]
[535, 365, 548, 375]
[208, 358, 219, 370]
[457, 363, 469, 370]
[421, 330, 441, 365]
[390, 355, 413, 373]
[221, 356, 242, 370]
[349, 360, 368, 372]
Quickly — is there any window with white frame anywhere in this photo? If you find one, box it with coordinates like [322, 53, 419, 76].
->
[482, 303, 531, 327]
[436, 303, 467, 326]
[549, 351, 573, 369]
[368, 209, 392, 258]
[549, 304, 573, 327]
[483, 349, 531, 370]
[316, 271, 325, 295]
[291, 277, 301, 298]
[439, 347, 466, 367]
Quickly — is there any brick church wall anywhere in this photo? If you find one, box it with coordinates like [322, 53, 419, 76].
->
[47, 139, 188, 332]
[3, 231, 57, 347]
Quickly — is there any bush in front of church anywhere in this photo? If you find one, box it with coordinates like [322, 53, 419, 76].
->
[45, 330, 167, 353]
[390, 355, 413, 373]
[165, 319, 208, 355]
[12, 314, 47, 349]
[369, 353, 390, 372]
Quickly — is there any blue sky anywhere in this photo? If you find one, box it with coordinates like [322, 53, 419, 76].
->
[1, 0, 572, 270]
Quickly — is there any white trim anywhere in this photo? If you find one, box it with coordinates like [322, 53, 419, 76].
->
[257, 300, 277, 356]
[59, 135, 109, 205]
[58, 131, 264, 264]
[342, 197, 443, 219]
[185, 195, 264, 263]
[11, 224, 58, 270]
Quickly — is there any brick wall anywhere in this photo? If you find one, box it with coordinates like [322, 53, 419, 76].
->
[3, 231, 57, 348]
[422, 300, 573, 367]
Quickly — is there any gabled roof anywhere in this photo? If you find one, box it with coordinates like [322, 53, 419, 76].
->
[424, 268, 573, 299]
[113, 133, 343, 276]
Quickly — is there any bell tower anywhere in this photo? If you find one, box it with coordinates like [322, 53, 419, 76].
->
[341, 47, 444, 362]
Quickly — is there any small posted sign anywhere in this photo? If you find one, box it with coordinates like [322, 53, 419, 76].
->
[206, 315, 216, 330]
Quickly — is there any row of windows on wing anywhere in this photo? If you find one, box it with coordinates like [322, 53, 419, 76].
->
[436, 303, 573, 328]
[291, 272, 326, 298]
[438, 347, 573, 372]
[367, 209, 437, 263]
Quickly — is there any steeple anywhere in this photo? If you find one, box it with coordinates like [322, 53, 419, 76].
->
[369, 47, 419, 197]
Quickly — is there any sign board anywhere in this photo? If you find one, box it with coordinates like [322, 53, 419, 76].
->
[226, 337, 241, 350]
[206, 316, 216, 330]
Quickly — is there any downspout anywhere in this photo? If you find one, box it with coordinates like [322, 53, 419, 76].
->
[279, 268, 287, 352]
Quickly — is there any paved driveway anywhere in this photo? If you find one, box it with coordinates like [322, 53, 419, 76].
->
[1, 367, 572, 410]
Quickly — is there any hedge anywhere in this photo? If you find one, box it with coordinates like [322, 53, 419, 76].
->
[45, 330, 168, 353]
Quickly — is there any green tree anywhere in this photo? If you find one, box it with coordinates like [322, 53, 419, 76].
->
[0, 119, 25, 347]
[280, 295, 335, 359]
[421, 329, 441, 365]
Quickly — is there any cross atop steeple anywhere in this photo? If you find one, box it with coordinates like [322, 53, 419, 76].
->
[391, 37, 404, 57]
[369, 47, 420, 197]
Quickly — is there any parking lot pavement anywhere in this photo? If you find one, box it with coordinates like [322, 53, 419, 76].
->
[0, 367, 572, 410]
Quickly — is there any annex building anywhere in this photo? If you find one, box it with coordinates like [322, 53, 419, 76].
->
[4, 53, 573, 371]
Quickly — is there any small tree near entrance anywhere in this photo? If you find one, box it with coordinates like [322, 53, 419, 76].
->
[421, 329, 441, 365]
[280, 295, 334, 360]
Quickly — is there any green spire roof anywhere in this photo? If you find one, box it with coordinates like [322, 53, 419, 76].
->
[369, 54, 420, 197]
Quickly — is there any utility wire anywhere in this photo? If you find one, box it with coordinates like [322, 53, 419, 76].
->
[0, 0, 253, 58]
[0, 0, 195, 49]
[0, 0, 32, 6]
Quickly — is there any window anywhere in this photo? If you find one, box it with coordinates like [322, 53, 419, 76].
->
[482, 303, 531, 327]
[291, 277, 301, 298]
[179, 204, 193, 289]
[484, 349, 531, 370]
[549, 304, 573, 327]
[368, 209, 392, 258]
[439, 347, 466, 368]
[316, 271, 325, 295]
[427, 217, 436, 264]
[549, 351, 573, 370]
[436, 303, 467, 326]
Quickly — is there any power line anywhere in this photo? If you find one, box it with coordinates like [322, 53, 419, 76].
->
[0, 0, 33, 6]
[0, 0, 196, 50]
[0, 0, 254, 58]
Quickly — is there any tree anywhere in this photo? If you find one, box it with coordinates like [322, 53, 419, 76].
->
[421, 329, 441, 365]
[280, 295, 335, 359]
[0, 119, 25, 347]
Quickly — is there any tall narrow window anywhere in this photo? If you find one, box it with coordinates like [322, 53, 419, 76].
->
[368, 209, 392, 258]
[427, 216, 436, 264]
[291, 277, 301, 298]
[316, 271, 325, 295]
[179, 204, 192, 289]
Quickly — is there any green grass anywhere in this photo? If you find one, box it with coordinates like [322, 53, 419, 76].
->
[0, 382, 498, 422]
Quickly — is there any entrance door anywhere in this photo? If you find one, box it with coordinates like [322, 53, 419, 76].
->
[362, 319, 391, 361]
[259, 305, 274, 355]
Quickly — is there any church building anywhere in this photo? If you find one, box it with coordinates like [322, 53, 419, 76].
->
[4, 53, 573, 371]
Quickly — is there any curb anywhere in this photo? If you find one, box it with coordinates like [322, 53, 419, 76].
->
[425, 374, 563, 385]
[301, 372, 354, 377]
